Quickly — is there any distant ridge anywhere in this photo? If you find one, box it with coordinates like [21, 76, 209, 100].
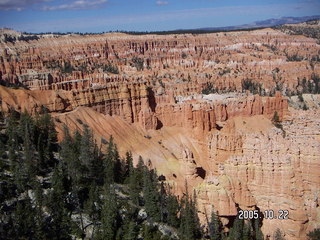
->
[187, 15, 320, 32]
[1, 15, 320, 36]
[121, 15, 320, 35]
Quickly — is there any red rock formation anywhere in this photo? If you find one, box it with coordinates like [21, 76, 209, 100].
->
[0, 26, 319, 239]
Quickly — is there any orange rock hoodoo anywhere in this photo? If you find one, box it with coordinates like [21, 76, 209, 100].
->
[0, 27, 319, 240]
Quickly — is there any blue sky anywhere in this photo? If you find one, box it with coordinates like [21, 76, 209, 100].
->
[0, 0, 319, 33]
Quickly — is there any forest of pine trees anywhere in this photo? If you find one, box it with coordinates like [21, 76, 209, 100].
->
[0, 109, 201, 239]
[1, 109, 318, 239]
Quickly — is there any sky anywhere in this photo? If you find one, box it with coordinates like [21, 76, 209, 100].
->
[0, 0, 320, 33]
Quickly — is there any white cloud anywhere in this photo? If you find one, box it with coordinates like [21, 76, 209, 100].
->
[156, 1, 169, 6]
[0, 0, 49, 10]
[42, 0, 107, 11]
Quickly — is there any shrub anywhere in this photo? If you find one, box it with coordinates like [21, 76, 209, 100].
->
[307, 228, 320, 240]
[103, 63, 119, 74]
[242, 78, 264, 95]
[202, 83, 216, 94]
[131, 57, 144, 71]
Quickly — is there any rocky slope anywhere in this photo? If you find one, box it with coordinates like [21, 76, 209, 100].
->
[0, 26, 319, 239]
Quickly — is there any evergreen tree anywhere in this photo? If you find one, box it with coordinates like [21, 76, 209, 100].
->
[179, 186, 202, 240]
[113, 145, 124, 183]
[124, 220, 139, 240]
[99, 185, 119, 240]
[47, 164, 71, 239]
[307, 228, 320, 240]
[79, 125, 97, 185]
[208, 207, 223, 240]
[254, 218, 264, 240]
[85, 182, 101, 239]
[243, 221, 253, 240]
[34, 179, 47, 240]
[23, 122, 37, 179]
[136, 155, 145, 187]
[229, 216, 244, 240]
[124, 151, 134, 183]
[6, 112, 19, 172]
[143, 168, 161, 221]
[34, 111, 57, 172]
[13, 195, 37, 239]
[104, 135, 115, 185]
[143, 225, 162, 240]
[166, 187, 180, 228]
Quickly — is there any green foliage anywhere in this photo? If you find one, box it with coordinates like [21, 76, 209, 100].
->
[229, 217, 244, 240]
[103, 63, 119, 74]
[128, 155, 144, 205]
[202, 83, 217, 94]
[104, 136, 116, 184]
[166, 188, 180, 228]
[297, 74, 320, 94]
[131, 56, 144, 71]
[243, 221, 253, 240]
[12, 196, 37, 239]
[179, 187, 202, 240]
[143, 168, 161, 221]
[62, 61, 75, 74]
[254, 218, 264, 240]
[1, 111, 266, 240]
[142, 225, 163, 240]
[182, 52, 188, 59]
[307, 228, 320, 240]
[47, 164, 72, 239]
[242, 78, 264, 95]
[99, 185, 119, 240]
[209, 207, 223, 240]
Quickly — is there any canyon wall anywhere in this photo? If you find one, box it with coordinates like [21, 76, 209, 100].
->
[0, 27, 319, 239]
[1, 28, 319, 96]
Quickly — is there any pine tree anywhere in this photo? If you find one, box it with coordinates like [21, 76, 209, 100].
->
[124, 220, 139, 240]
[60, 127, 81, 191]
[6, 113, 19, 172]
[47, 164, 71, 239]
[79, 125, 96, 185]
[307, 228, 320, 240]
[136, 155, 145, 187]
[35, 111, 57, 172]
[85, 182, 101, 239]
[33, 179, 47, 239]
[23, 122, 37, 179]
[166, 187, 180, 228]
[124, 151, 134, 183]
[104, 135, 115, 185]
[143, 168, 161, 221]
[208, 207, 223, 240]
[13, 195, 37, 239]
[254, 218, 264, 240]
[113, 144, 124, 183]
[179, 186, 202, 240]
[99, 185, 119, 240]
[243, 221, 253, 240]
[228, 216, 244, 240]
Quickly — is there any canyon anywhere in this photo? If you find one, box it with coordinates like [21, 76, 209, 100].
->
[0, 24, 319, 239]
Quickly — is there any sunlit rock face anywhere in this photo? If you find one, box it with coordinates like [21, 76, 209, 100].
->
[0, 26, 319, 239]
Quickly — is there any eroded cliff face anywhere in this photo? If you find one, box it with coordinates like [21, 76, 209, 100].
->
[197, 110, 320, 239]
[0, 27, 319, 239]
[1, 28, 319, 95]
